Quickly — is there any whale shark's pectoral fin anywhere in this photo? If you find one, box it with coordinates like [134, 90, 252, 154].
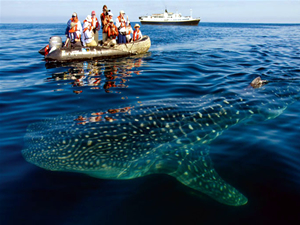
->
[163, 145, 248, 206]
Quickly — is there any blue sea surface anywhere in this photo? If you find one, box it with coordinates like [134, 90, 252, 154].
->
[1, 23, 300, 224]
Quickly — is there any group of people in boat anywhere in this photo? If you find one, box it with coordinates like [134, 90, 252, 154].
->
[65, 5, 143, 48]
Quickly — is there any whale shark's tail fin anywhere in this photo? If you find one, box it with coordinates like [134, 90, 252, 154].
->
[158, 145, 248, 206]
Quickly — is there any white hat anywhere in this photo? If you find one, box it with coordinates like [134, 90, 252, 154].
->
[86, 15, 92, 22]
[134, 23, 140, 28]
[120, 10, 125, 14]
[109, 19, 114, 23]
[108, 12, 113, 16]
[72, 12, 77, 17]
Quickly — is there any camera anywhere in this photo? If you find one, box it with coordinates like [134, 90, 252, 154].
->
[105, 9, 111, 16]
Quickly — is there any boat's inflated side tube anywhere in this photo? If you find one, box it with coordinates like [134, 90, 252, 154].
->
[38, 46, 46, 55]
[44, 35, 151, 62]
[45, 47, 130, 61]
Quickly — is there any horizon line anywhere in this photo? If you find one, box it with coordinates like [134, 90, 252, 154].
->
[1, 21, 300, 25]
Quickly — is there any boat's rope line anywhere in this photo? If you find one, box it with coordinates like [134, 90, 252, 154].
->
[115, 42, 138, 55]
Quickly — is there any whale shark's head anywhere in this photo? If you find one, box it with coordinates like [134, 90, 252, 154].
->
[22, 120, 82, 171]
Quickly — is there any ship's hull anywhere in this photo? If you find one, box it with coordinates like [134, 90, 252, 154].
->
[140, 19, 200, 26]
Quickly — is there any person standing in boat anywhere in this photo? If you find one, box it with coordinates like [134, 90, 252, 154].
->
[65, 12, 82, 46]
[133, 24, 142, 41]
[82, 15, 97, 47]
[105, 12, 114, 42]
[116, 10, 127, 44]
[91, 11, 100, 44]
[100, 5, 109, 43]
[104, 19, 119, 46]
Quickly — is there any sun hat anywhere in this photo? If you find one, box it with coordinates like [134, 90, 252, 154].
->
[91, 11, 96, 15]
[86, 15, 92, 22]
[72, 12, 77, 17]
[120, 10, 125, 14]
[134, 24, 140, 28]
[108, 12, 113, 16]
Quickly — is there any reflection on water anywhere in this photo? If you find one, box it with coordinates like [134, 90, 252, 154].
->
[47, 56, 146, 94]
[74, 106, 133, 125]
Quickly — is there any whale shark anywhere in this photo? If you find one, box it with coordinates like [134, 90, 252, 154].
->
[22, 77, 300, 206]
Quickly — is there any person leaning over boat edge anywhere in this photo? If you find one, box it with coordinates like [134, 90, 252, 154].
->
[116, 10, 127, 44]
[82, 15, 97, 47]
[133, 24, 142, 41]
[91, 10, 100, 44]
[65, 12, 82, 47]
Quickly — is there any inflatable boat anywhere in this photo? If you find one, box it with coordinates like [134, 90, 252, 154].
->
[39, 36, 151, 62]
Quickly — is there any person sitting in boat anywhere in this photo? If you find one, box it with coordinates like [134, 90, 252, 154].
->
[104, 19, 119, 46]
[82, 15, 97, 47]
[91, 10, 100, 43]
[65, 12, 82, 46]
[116, 10, 127, 44]
[125, 20, 133, 43]
[133, 24, 142, 41]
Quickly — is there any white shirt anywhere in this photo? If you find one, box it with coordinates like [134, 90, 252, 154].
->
[126, 26, 133, 41]
[82, 21, 93, 45]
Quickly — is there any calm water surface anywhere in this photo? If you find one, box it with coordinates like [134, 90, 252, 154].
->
[1, 23, 300, 224]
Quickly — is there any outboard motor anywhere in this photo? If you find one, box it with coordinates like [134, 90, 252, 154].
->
[38, 36, 63, 56]
[49, 36, 62, 53]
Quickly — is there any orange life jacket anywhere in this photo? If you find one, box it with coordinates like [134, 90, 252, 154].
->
[83, 20, 92, 33]
[117, 16, 126, 28]
[92, 17, 100, 29]
[69, 18, 79, 33]
[101, 13, 107, 29]
[133, 30, 140, 41]
[126, 27, 132, 35]
[101, 13, 106, 21]
[107, 24, 118, 39]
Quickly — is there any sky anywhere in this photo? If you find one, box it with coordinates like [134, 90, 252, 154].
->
[0, 0, 299, 23]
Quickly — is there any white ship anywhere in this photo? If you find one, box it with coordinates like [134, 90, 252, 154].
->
[139, 9, 200, 25]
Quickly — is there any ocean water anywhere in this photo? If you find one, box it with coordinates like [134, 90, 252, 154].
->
[1, 23, 300, 224]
